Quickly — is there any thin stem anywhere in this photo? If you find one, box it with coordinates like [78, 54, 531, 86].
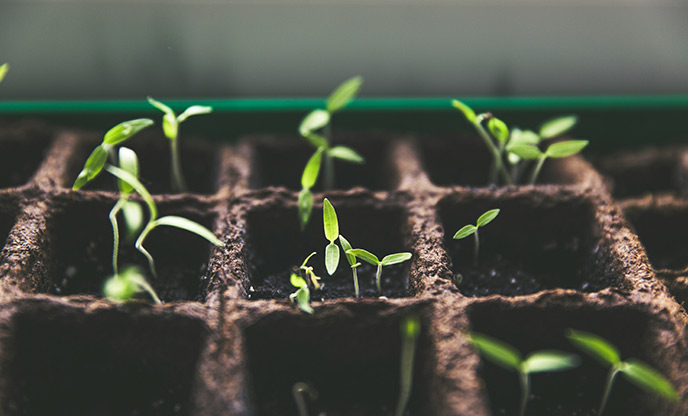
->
[519, 371, 530, 416]
[376, 263, 383, 293]
[598, 367, 620, 416]
[109, 198, 127, 276]
[352, 266, 360, 298]
[395, 329, 418, 416]
[473, 228, 480, 267]
[529, 155, 548, 185]
[170, 138, 187, 192]
[474, 117, 512, 185]
[135, 223, 157, 277]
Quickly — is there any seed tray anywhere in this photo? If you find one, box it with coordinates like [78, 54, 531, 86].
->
[0, 119, 686, 415]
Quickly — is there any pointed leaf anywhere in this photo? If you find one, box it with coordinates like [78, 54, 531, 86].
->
[469, 332, 522, 371]
[339, 235, 356, 266]
[539, 115, 578, 139]
[328, 146, 364, 164]
[103, 118, 154, 146]
[476, 209, 500, 228]
[523, 351, 580, 374]
[298, 188, 313, 231]
[73, 145, 108, 189]
[546, 140, 588, 158]
[299, 109, 330, 136]
[508, 144, 543, 160]
[121, 200, 144, 238]
[327, 76, 363, 113]
[152, 216, 224, 247]
[0, 63, 8, 83]
[453, 224, 476, 240]
[452, 99, 477, 124]
[295, 287, 313, 314]
[147, 96, 174, 116]
[381, 252, 412, 266]
[566, 329, 620, 366]
[488, 117, 509, 143]
[105, 165, 157, 219]
[290, 272, 307, 288]
[346, 248, 379, 265]
[177, 105, 213, 123]
[117, 147, 139, 194]
[325, 242, 340, 275]
[301, 148, 323, 189]
[323, 198, 339, 242]
[621, 360, 678, 401]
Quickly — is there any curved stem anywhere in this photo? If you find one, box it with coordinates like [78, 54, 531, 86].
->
[170, 138, 187, 192]
[598, 367, 620, 416]
[109, 198, 127, 276]
[519, 371, 530, 416]
[375, 263, 383, 293]
[352, 266, 360, 298]
[529, 155, 548, 185]
[135, 223, 157, 277]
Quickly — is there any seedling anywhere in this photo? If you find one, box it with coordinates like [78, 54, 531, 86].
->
[323, 198, 341, 275]
[509, 139, 589, 185]
[147, 97, 213, 192]
[453, 208, 500, 266]
[345, 248, 412, 294]
[566, 329, 678, 415]
[292, 382, 318, 416]
[103, 265, 161, 304]
[0, 63, 8, 83]
[469, 331, 580, 416]
[339, 235, 362, 298]
[298, 251, 322, 290]
[395, 315, 421, 416]
[290, 273, 314, 314]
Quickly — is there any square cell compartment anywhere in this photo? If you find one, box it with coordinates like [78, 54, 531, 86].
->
[624, 203, 688, 271]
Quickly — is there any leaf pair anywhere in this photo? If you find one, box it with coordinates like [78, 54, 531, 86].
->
[346, 248, 412, 293]
[290, 273, 313, 314]
[147, 97, 213, 141]
[323, 199, 340, 275]
[454, 209, 500, 266]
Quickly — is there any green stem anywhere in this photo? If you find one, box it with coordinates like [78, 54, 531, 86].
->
[170, 138, 187, 193]
[474, 117, 512, 185]
[529, 155, 548, 185]
[352, 266, 360, 298]
[395, 333, 418, 416]
[598, 367, 620, 416]
[135, 223, 157, 277]
[376, 263, 383, 293]
[473, 228, 480, 267]
[519, 371, 530, 416]
[292, 382, 317, 416]
[109, 198, 127, 276]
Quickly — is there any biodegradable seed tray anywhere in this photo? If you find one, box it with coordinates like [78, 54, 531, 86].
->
[0, 119, 687, 416]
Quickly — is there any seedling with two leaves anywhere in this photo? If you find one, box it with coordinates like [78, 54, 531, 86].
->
[345, 249, 412, 294]
[567, 329, 678, 415]
[298, 77, 365, 230]
[289, 252, 322, 314]
[453, 208, 500, 266]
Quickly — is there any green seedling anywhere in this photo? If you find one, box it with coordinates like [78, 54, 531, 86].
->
[0, 63, 8, 83]
[469, 332, 580, 416]
[395, 315, 421, 416]
[323, 198, 341, 275]
[453, 209, 500, 266]
[509, 139, 588, 185]
[147, 97, 213, 193]
[73, 118, 154, 190]
[103, 265, 161, 304]
[339, 235, 362, 298]
[298, 76, 364, 229]
[566, 329, 678, 415]
[299, 251, 322, 290]
[290, 273, 314, 314]
[345, 248, 412, 294]
[292, 382, 318, 416]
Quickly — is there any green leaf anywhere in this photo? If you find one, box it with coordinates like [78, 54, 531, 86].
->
[510, 128, 541, 147]
[476, 209, 500, 228]
[328, 146, 364, 164]
[73, 145, 109, 189]
[539, 115, 578, 139]
[523, 351, 580, 374]
[346, 248, 379, 265]
[147, 97, 178, 140]
[325, 242, 340, 275]
[453, 224, 476, 240]
[299, 109, 330, 136]
[105, 165, 157, 220]
[117, 147, 139, 194]
[546, 140, 589, 158]
[401, 315, 421, 340]
[303, 132, 329, 149]
[290, 272, 307, 288]
[177, 105, 213, 123]
[508, 144, 543, 160]
[327, 76, 363, 113]
[621, 360, 678, 401]
[339, 235, 356, 266]
[152, 216, 224, 247]
[451, 99, 477, 124]
[566, 329, 620, 366]
[469, 332, 521, 371]
[104, 266, 160, 304]
[121, 200, 144, 239]
[323, 198, 339, 242]
[381, 252, 412, 266]
[488, 117, 509, 143]
[295, 287, 313, 314]
[298, 188, 313, 231]
[0, 63, 8, 83]
[301, 148, 323, 189]
[103, 118, 154, 146]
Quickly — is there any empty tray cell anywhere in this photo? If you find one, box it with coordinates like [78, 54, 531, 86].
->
[244, 303, 433, 416]
[2, 304, 206, 416]
[66, 133, 220, 195]
[438, 192, 619, 296]
[45, 195, 219, 302]
[593, 146, 688, 198]
[244, 197, 412, 300]
[247, 135, 396, 191]
[0, 125, 53, 188]
[467, 301, 680, 416]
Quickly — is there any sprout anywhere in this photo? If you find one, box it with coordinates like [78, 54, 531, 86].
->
[322, 198, 341, 275]
[339, 235, 362, 298]
[345, 248, 412, 294]
[299, 251, 322, 290]
[453, 209, 500, 266]
[567, 329, 678, 415]
[289, 273, 313, 314]
[292, 382, 318, 416]
[0, 63, 8, 83]
[469, 332, 580, 416]
[395, 315, 421, 416]
[103, 265, 161, 304]
[509, 140, 588, 185]
[147, 97, 213, 192]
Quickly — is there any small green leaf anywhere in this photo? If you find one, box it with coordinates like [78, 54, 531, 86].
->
[103, 274, 138, 302]
[177, 105, 213, 123]
[566, 329, 620, 366]
[381, 252, 412, 266]
[476, 209, 500, 228]
[452, 99, 477, 124]
[301, 148, 323, 189]
[523, 351, 580, 374]
[105, 165, 157, 220]
[303, 133, 329, 149]
[152, 216, 224, 247]
[488, 117, 509, 143]
[147, 96, 174, 116]
[0, 63, 8, 83]
[327, 76, 363, 113]
[118, 147, 139, 194]
[73, 145, 109, 189]
[339, 235, 356, 266]
[328, 146, 364, 164]
[295, 287, 313, 314]
[346, 248, 380, 265]
[510, 128, 541, 147]
[299, 109, 330, 136]
[469, 332, 522, 371]
[121, 200, 144, 239]
[162, 113, 179, 140]
[325, 242, 340, 275]
[323, 198, 339, 242]
[290, 272, 307, 288]
[298, 188, 313, 231]
[508, 144, 543, 160]
[453, 224, 476, 240]
[539, 115, 578, 139]
[621, 360, 678, 401]
[401, 315, 421, 340]
[546, 140, 589, 158]
[103, 118, 154, 146]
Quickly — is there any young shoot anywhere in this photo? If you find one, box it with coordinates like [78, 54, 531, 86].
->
[323, 198, 340, 275]
[453, 209, 500, 266]
[147, 97, 213, 193]
[345, 248, 412, 294]
[0, 63, 8, 83]
[298, 148, 323, 230]
[395, 315, 421, 416]
[469, 332, 580, 416]
[104, 265, 161, 304]
[299, 251, 322, 290]
[292, 382, 318, 416]
[566, 329, 678, 415]
[509, 139, 588, 185]
[339, 235, 362, 298]
[290, 273, 314, 314]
